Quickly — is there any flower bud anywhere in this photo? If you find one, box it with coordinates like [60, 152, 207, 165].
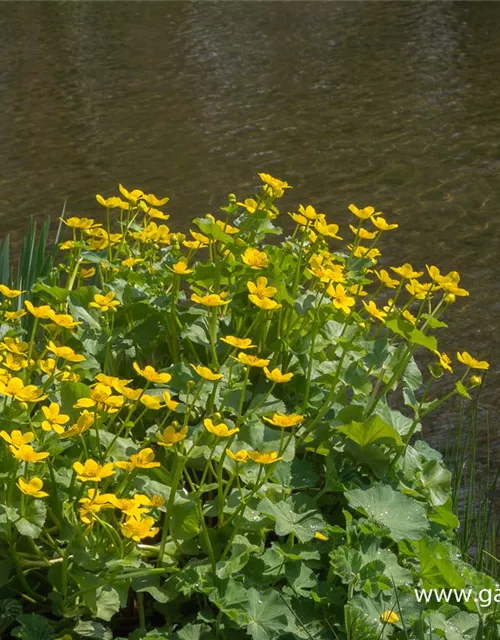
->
[186, 380, 196, 389]
[228, 193, 237, 204]
[469, 375, 482, 387]
[444, 293, 456, 305]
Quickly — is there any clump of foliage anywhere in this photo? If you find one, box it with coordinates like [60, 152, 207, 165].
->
[0, 174, 496, 639]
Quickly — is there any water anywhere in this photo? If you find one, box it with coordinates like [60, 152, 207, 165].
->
[0, 1, 498, 444]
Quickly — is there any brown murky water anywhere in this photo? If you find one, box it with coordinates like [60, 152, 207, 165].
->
[0, 1, 498, 446]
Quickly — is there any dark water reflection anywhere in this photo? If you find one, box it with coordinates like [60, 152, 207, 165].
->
[0, 1, 498, 450]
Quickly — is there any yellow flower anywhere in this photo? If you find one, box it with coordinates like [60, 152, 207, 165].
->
[36, 358, 56, 378]
[220, 336, 256, 350]
[457, 351, 489, 370]
[249, 295, 282, 310]
[59, 240, 75, 251]
[362, 300, 387, 322]
[1, 352, 30, 371]
[95, 373, 131, 389]
[204, 418, 239, 437]
[327, 284, 355, 314]
[434, 350, 453, 373]
[190, 364, 223, 381]
[469, 375, 482, 387]
[89, 291, 120, 312]
[74, 384, 124, 413]
[73, 459, 115, 482]
[96, 195, 129, 209]
[0, 377, 47, 402]
[314, 216, 342, 239]
[80, 267, 96, 278]
[263, 367, 293, 383]
[242, 248, 269, 270]
[380, 610, 399, 625]
[262, 413, 304, 428]
[121, 515, 159, 542]
[182, 240, 204, 250]
[226, 449, 250, 462]
[288, 212, 310, 227]
[349, 284, 368, 297]
[314, 531, 328, 541]
[1, 337, 29, 355]
[142, 193, 169, 207]
[405, 280, 434, 300]
[237, 198, 261, 214]
[121, 386, 143, 401]
[133, 362, 172, 384]
[25, 300, 55, 320]
[348, 204, 380, 220]
[189, 230, 210, 246]
[298, 204, 320, 221]
[162, 391, 179, 411]
[247, 277, 277, 299]
[122, 257, 144, 268]
[169, 260, 193, 275]
[348, 224, 378, 240]
[0, 429, 35, 447]
[48, 341, 85, 363]
[140, 394, 163, 410]
[79, 489, 118, 523]
[390, 263, 423, 279]
[402, 309, 417, 325]
[370, 216, 398, 231]
[51, 314, 81, 330]
[17, 477, 48, 498]
[158, 423, 188, 446]
[233, 353, 270, 368]
[248, 451, 283, 464]
[143, 208, 170, 223]
[0, 284, 25, 298]
[59, 410, 94, 439]
[117, 494, 152, 518]
[374, 269, 399, 289]
[212, 219, 239, 234]
[258, 173, 291, 198]
[5, 310, 26, 321]
[191, 293, 230, 307]
[118, 184, 145, 204]
[41, 403, 70, 434]
[10, 445, 49, 463]
[63, 217, 100, 230]
[350, 245, 381, 261]
[115, 448, 161, 472]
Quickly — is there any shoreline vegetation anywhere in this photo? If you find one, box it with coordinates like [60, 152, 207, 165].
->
[0, 174, 498, 639]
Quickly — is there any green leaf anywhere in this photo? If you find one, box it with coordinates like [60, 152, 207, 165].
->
[6, 501, 47, 539]
[175, 623, 212, 640]
[336, 415, 403, 448]
[32, 282, 69, 303]
[12, 614, 52, 640]
[455, 380, 472, 400]
[73, 620, 113, 639]
[346, 484, 429, 541]
[418, 538, 465, 589]
[258, 494, 325, 542]
[95, 586, 121, 621]
[419, 459, 452, 506]
[216, 534, 259, 580]
[171, 498, 200, 541]
[385, 317, 437, 351]
[246, 588, 290, 640]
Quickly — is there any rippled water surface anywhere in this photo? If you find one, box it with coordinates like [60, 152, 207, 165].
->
[0, 1, 498, 443]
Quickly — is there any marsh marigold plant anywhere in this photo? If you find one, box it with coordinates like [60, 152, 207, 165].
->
[0, 175, 495, 639]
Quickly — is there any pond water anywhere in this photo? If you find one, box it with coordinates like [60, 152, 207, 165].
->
[0, 1, 498, 448]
